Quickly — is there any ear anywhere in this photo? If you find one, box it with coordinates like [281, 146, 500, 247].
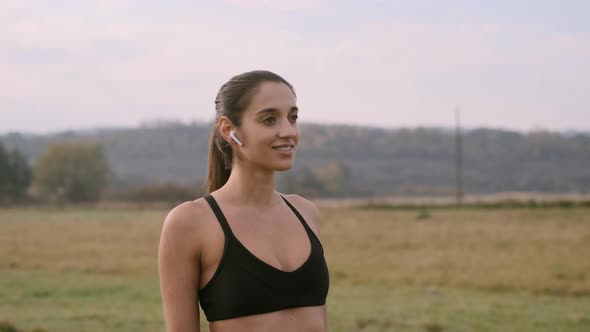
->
[218, 116, 234, 145]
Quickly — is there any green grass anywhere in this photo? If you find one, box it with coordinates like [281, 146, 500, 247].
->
[1, 206, 590, 331]
[1, 269, 162, 332]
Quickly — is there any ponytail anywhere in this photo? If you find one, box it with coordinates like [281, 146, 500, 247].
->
[206, 125, 231, 193]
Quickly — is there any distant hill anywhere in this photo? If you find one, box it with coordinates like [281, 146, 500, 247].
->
[1, 123, 589, 197]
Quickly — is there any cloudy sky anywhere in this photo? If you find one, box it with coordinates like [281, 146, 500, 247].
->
[1, 0, 589, 134]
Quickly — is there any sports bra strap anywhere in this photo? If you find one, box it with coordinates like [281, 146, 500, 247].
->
[204, 194, 311, 236]
[204, 194, 233, 235]
[279, 195, 312, 232]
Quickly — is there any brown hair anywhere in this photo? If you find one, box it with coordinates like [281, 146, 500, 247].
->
[206, 70, 295, 193]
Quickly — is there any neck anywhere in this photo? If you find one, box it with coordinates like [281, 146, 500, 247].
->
[218, 162, 279, 208]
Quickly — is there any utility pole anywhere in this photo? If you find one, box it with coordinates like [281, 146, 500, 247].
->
[455, 108, 464, 205]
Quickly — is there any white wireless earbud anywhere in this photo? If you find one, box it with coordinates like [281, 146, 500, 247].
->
[229, 129, 243, 146]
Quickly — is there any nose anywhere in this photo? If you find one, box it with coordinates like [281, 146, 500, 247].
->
[278, 118, 298, 139]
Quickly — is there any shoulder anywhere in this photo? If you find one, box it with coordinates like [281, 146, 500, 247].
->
[283, 193, 322, 236]
[163, 198, 210, 232]
[159, 198, 212, 256]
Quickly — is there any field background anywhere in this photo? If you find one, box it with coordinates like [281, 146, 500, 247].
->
[1, 205, 590, 332]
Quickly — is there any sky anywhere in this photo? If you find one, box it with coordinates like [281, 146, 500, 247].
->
[1, 0, 589, 134]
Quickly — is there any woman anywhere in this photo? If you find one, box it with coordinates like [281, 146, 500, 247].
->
[158, 70, 330, 332]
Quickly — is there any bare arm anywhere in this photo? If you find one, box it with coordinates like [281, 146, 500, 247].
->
[306, 198, 330, 332]
[158, 202, 203, 332]
[287, 194, 330, 331]
[323, 304, 330, 332]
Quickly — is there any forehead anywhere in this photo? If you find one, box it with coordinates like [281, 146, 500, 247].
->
[246, 81, 297, 114]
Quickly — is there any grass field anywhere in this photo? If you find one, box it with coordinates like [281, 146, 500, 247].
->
[1, 205, 589, 331]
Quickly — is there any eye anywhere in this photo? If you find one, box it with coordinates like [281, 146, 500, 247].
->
[263, 117, 276, 124]
[290, 114, 298, 122]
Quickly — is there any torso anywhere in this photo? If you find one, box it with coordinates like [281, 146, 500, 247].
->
[193, 192, 328, 332]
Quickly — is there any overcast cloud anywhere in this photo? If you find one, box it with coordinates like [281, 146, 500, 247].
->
[1, 0, 589, 134]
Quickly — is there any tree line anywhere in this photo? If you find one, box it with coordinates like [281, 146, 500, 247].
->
[0, 141, 110, 204]
[0, 138, 350, 205]
[2, 123, 590, 199]
[0, 143, 31, 203]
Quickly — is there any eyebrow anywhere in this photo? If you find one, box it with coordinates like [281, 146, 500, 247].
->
[256, 106, 299, 115]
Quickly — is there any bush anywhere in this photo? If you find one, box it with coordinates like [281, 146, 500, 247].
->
[33, 142, 110, 203]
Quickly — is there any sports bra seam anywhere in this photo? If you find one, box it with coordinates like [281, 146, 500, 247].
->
[209, 300, 327, 322]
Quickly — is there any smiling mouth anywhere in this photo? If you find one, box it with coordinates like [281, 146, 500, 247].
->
[272, 144, 294, 151]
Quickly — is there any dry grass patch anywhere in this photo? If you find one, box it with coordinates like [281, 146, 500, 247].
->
[1, 205, 590, 331]
[321, 206, 590, 295]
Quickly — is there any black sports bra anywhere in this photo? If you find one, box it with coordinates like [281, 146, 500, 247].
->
[198, 194, 330, 322]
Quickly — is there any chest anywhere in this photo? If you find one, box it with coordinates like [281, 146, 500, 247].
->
[200, 205, 315, 281]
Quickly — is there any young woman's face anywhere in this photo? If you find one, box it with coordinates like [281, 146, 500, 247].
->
[235, 81, 299, 172]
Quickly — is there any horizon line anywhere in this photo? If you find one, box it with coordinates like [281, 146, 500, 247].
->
[1, 119, 589, 137]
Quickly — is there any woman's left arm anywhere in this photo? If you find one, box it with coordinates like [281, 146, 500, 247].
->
[286, 194, 329, 330]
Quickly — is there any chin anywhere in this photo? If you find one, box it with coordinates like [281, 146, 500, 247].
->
[272, 160, 294, 171]
[274, 164, 293, 172]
